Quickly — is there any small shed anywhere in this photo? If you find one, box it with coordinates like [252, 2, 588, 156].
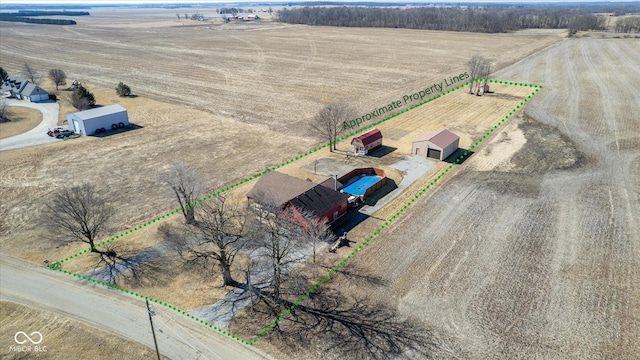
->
[351, 128, 383, 155]
[477, 83, 490, 96]
[412, 129, 460, 161]
[67, 104, 129, 136]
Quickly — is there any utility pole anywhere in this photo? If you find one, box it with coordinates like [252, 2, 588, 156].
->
[146, 299, 161, 360]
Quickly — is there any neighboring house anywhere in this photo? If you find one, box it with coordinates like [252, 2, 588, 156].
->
[351, 128, 383, 155]
[246, 171, 349, 225]
[67, 104, 129, 136]
[20, 82, 50, 102]
[412, 129, 460, 161]
[1, 76, 49, 102]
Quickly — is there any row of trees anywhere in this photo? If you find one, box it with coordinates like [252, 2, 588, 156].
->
[0, 14, 77, 25]
[614, 17, 640, 33]
[47, 162, 332, 304]
[45, 166, 434, 358]
[276, 6, 609, 33]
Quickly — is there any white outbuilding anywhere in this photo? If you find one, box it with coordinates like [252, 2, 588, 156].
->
[411, 129, 460, 161]
[67, 104, 129, 136]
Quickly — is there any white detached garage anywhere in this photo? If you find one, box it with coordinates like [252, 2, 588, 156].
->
[67, 104, 129, 136]
[412, 129, 460, 161]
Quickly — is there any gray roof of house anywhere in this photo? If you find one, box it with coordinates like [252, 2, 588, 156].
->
[72, 104, 127, 120]
[1, 76, 29, 93]
[20, 82, 48, 97]
[246, 171, 316, 206]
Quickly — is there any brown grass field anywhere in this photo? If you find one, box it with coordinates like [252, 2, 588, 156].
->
[0, 107, 42, 139]
[229, 38, 640, 359]
[2, 7, 638, 360]
[0, 9, 562, 265]
[0, 301, 169, 360]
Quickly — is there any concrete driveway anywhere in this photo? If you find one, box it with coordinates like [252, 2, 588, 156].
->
[0, 99, 63, 151]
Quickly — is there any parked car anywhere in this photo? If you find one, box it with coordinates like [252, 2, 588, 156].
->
[55, 130, 74, 139]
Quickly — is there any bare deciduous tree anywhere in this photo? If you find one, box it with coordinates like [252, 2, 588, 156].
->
[615, 16, 640, 33]
[0, 101, 9, 123]
[298, 209, 333, 263]
[310, 103, 356, 152]
[249, 193, 308, 303]
[162, 162, 203, 225]
[44, 184, 114, 252]
[467, 55, 491, 94]
[48, 69, 67, 90]
[23, 63, 40, 84]
[161, 195, 247, 287]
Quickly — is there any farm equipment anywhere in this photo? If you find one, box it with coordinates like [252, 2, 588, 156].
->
[66, 79, 80, 91]
[329, 232, 349, 253]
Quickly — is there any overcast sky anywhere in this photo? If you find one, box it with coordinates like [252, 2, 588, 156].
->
[3, 0, 637, 4]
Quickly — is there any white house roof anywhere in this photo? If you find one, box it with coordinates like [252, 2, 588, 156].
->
[72, 104, 127, 120]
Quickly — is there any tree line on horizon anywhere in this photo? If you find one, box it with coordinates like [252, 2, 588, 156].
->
[0, 14, 77, 25]
[275, 6, 611, 33]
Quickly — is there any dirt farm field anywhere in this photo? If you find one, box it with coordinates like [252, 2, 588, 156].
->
[229, 38, 640, 359]
[1, 7, 638, 360]
[0, 11, 562, 266]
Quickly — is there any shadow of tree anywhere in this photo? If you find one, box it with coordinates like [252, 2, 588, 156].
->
[254, 273, 440, 360]
[85, 244, 175, 287]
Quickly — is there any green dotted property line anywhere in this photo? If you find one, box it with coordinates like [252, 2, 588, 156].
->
[48, 267, 250, 345]
[49, 76, 472, 268]
[49, 79, 542, 348]
[249, 81, 543, 345]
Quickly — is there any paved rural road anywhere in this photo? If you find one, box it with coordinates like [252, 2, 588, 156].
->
[0, 100, 63, 151]
[0, 255, 276, 360]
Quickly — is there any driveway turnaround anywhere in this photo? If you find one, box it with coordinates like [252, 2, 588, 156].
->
[0, 100, 63, 151]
